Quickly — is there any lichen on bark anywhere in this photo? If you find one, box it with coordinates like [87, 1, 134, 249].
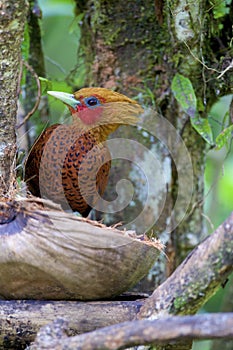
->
[0, 0, 28, 194]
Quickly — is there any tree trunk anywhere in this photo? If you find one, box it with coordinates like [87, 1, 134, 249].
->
[73, 1, 233, 348]
[74, 0, 218, 289]
[0, 0, 28, 195]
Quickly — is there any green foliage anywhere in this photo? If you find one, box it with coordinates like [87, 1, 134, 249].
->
[200, 95, 233, 350]
[29, 1, 86, 128]
[39, 77, 72, 95]
[172, 73, 233, 151]
[215, 125, 233, 150]
[208, 95, 233, 151]
[39, 77, 53, 94]
[171, 73, 214, 145]
[210, 0, 232, 31]
[171, 73, 197, 117]
[212, 0, 231, 19]
[38, 0, 82, 86]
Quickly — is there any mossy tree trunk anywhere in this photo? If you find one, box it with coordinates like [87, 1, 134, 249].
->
[74, 0, 233, 293]
[0, 0, 28, 195]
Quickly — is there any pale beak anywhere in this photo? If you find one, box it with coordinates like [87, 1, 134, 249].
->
[47, 91, 81, 109]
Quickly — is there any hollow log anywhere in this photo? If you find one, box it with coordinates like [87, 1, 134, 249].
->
[0, 198, 162, 301]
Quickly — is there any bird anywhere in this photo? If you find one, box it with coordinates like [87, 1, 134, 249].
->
[24, 87, 143, 216]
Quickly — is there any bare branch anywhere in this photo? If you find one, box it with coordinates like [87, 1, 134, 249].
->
[28, 313, 233, 350]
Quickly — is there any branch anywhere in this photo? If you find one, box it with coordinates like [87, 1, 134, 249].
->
[138, 211, 233, 319]
[28, 313, 233, 350]
[0, 299, 143, 347]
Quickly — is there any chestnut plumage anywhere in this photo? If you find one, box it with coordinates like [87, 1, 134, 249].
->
[24, 87, 143, 216]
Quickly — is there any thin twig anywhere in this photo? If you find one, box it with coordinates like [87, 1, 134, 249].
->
[184, 41, 233, 80]
[16, 60, 41, 129]
[217, 59, 233, 79]
[183, 41, 220, 74]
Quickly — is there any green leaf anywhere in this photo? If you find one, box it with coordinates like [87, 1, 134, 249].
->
[191, 117, 214, 145]
[213, 0, 231, 19]
[172, 73, 214, 145]
[171, 73, 197, 118]
[39, 77, 53, 94]
[39, 78, 72, 95]
[215, 125, 233, 150]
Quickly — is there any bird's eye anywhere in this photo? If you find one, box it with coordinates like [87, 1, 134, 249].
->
[85, 96, 99, 107]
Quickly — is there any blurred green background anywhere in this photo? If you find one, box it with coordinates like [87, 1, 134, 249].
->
[37, 1, 233, 349]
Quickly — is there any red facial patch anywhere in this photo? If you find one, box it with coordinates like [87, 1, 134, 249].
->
[77, 105, 104, 125]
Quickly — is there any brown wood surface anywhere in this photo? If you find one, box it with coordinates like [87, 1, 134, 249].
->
[0, 298, 143, 349]
[0, 198, 162, 301]
[28, 313, 233, 350]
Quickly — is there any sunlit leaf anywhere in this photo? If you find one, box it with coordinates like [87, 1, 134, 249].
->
[39, 77, 53, 94]
[191, 117, 214, 145]
[215, 125, 233, 150]
[213, 0, 231, 19]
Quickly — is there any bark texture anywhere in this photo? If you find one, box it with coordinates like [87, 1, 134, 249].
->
[28, 313, 233, 350]
[74, 0, 233, 294]
[0, 299, 143, 349]
[0, 0, 28, 194]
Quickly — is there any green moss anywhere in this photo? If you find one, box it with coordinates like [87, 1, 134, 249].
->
[172, 281, 219, 315]
[91, 0, 169, 87]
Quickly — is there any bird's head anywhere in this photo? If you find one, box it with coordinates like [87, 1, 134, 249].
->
[47, 87, 143, 136]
